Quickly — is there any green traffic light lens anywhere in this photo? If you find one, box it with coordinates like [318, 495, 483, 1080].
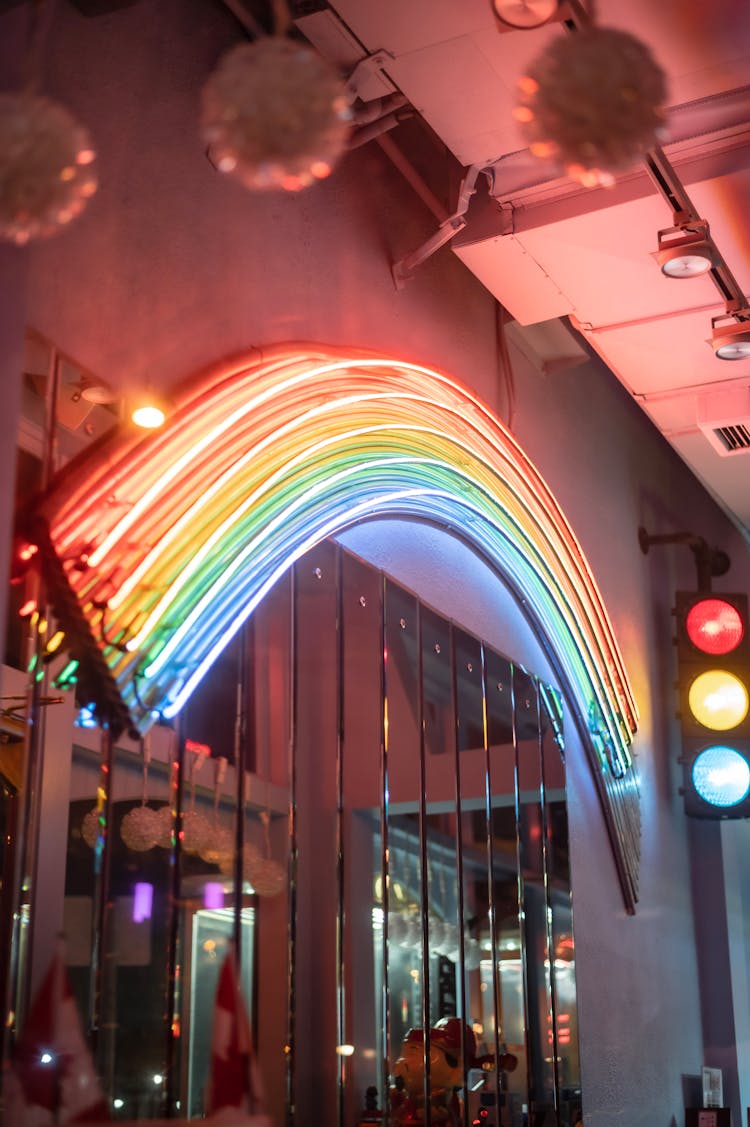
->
[692, 745, 750, 807]
[688, 669, 749, 730]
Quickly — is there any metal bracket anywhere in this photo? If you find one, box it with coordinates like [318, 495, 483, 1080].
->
[392, 165, 483, 288]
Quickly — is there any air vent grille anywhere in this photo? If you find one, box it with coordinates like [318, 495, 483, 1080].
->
[697, 389, 750, 457]
[713, 424, 750, 453]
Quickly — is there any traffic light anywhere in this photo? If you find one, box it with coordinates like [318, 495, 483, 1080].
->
[675, 591, 750, 818]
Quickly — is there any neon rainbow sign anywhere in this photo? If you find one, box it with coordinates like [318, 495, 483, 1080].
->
[32, 344, 638, 770]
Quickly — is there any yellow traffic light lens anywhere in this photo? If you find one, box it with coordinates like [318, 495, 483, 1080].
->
[688, 669, 750, 730]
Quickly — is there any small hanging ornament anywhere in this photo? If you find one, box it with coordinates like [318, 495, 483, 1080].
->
[120, 736, 161, 852]
[154, 803, 174, 849]
[0, 92, 97, 245]
[120, 804, 161, 852]
[81, 806, 100, 849]
[514, 26, 668, 188]
[200, 34, 352, 193]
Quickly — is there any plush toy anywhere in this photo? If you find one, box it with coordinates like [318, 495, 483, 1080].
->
[390, 1018, 518, 1126]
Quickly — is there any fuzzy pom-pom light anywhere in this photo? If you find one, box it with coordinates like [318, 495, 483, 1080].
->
[0, 92, 97, 244]
[514, 26, 668, 188]
[200, 36, 352, 193]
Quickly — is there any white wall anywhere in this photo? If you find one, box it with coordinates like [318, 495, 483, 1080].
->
[2, 1, 750, 1125]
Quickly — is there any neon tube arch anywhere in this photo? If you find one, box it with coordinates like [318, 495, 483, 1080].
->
[29, 344, 640, 893]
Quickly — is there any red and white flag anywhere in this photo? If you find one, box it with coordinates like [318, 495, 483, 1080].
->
[206, 947, 265, 1119]
[4, 943, 109, 1124]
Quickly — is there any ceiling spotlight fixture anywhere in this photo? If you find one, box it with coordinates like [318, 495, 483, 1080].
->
[711, 310, 750, 361]
[655, 222, 715, 279]
[490, 0, 560, 30]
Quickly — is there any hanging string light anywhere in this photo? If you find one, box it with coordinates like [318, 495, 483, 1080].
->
[199, 0, 352, 193]
[514, 25, 668, 188]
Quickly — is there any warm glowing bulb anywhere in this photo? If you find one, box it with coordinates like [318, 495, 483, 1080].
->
[132, 403, 166, 429]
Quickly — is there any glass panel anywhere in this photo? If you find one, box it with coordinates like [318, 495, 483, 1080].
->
[27, 538, 582, 1125]
[292, 541, 340, 1127]
[340, 552, 386, 1122]
[486, 649, 526, 1127]
[452, 627, 492, 1120]
[540, 688, 581, 1127]
[382, 579, 424, 1116]
[514, 669, 555, 1127]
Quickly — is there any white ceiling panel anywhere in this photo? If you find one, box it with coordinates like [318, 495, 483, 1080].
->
[321, 0, 750, 536]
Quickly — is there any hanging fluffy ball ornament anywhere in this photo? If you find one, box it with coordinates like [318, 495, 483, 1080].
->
[181, 809, 213, 855]
[81, 807, 100, 849]
[200, 823, 235, 867]
[200, 36, 352, 193]
[514, 26, 668, 188]
[120, 804, 161, 852]
[154, 804, 174, 849]
[0, 92, 97, 245]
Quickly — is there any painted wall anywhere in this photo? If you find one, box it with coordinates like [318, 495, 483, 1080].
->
[2, 2, 750, 1126]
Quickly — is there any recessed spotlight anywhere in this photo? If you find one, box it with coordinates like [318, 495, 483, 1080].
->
[655, 223, 715, 279]
[490, 0, 560, 29]
[711, 312, 750, 360]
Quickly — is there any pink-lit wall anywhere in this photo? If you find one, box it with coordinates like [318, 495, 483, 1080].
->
[2, 1, 750, 1125]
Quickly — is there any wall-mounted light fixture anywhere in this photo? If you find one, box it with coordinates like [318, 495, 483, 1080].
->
[711, 308, 750, 360]
[655, 221, 716, 279]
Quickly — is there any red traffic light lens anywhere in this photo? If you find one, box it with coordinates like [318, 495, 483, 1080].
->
[686, 598, 745, 655]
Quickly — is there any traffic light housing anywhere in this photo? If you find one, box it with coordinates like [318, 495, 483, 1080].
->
[675, 591, 750, 818]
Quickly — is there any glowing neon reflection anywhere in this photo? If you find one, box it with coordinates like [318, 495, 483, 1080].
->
[35, 345, 638, 774]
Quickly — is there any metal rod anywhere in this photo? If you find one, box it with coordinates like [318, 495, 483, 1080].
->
[448, 624, 468, 1126]
[286, 567, 298, 1127]
[335, 547, 346, 1127]
[481, 645, 504, 1127]
[233, 626, 249, 967]
[416, 601, 432, 1121]
[538, 689, 562, 1118]
[511, 667, 533, 1112]
[89, 726, 115, 1070]
[379, 574, 391, 1124]
[164, 720, 184, 1116]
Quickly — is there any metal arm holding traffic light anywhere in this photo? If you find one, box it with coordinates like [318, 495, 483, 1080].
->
[638, 526, 731, 591]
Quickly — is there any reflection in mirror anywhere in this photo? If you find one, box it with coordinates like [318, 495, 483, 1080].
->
[6, 539, 581, 1126]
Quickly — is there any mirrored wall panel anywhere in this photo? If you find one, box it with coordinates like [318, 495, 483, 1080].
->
[1, 540, 580, 1127]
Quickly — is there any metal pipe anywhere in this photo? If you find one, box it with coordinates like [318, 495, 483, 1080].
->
[335, 547, 346, 1127]
[379, 574, 391, 1124]
[233, 626, 249, 967]
[481, 644, 504, 1127]
[286, 567, 298, 1127]
[416, 601, 432, 1121]
[449, 624, 468, 1127]
[164, 721, 184, 1116]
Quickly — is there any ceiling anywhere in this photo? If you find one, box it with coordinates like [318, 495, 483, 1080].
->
[292, 0, 750, 543]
